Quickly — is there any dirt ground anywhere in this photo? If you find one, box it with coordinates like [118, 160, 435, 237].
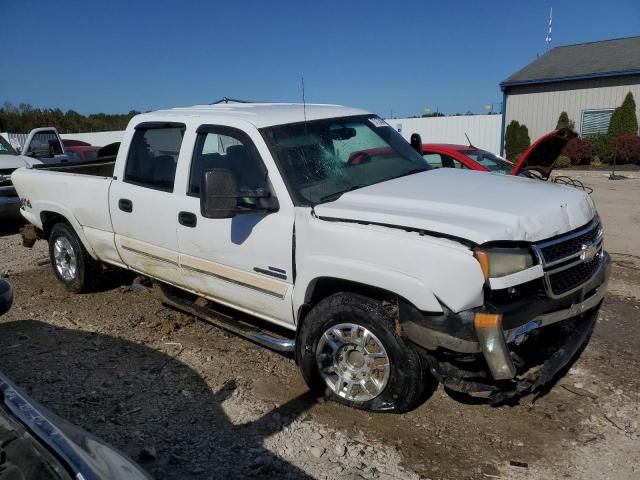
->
[0, 172, 638, 480]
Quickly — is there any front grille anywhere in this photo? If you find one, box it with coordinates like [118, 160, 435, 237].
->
[548, 254, 601, 295]
[539, 222, 601, 264]
[0, 168, 16, 176]
[534, 219, 604, 298]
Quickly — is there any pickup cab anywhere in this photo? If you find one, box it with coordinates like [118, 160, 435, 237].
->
[11, 103, 610, 412]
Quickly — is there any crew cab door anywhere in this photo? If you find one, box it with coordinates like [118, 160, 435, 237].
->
[174, 125, 295, 326]
[109, 122, 185, 283]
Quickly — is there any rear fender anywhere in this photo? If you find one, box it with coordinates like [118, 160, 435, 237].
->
[36, 203, 99, 260]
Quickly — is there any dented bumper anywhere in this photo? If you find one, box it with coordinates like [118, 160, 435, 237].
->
[401, 251, 610, 402]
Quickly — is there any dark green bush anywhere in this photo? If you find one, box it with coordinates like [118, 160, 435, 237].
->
[505, 120, 531, 161]
[586, 133, 611, 162]
[608, 92, 639, 139]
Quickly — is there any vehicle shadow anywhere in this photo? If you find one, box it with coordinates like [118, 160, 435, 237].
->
[0, 319, 317, 479]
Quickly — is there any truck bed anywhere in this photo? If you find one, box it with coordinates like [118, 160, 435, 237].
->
[32, 158, 116, 177]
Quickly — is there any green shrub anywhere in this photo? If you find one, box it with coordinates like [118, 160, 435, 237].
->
[587, 133, 611, 162]
[590, 156, 603, 168]
[608, 92, 639, 139]
[555, 155, 572, 169]
[504, 120, 531, 161]
[556, 111, 575, 130]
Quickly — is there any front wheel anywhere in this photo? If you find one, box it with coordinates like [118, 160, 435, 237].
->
[48, 223, 101, 293]
[297, 292, 426, 413]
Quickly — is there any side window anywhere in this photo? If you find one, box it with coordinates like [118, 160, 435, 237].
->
[188, 128, 267, 205]
[423, 153, 443, 169]
[124, 125, 184, 192]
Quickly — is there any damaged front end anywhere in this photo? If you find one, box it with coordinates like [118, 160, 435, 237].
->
[401, 219, 610, 404]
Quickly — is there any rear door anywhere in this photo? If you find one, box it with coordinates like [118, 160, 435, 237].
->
[173, 125, 295, 326]
[109, 122, 185, 283]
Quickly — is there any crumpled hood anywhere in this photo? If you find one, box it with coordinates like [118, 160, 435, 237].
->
[0, 154, 42, 170]
[314, 169, 595, 245]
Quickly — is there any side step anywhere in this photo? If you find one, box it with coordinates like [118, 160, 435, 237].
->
[158, 288, 296, 353]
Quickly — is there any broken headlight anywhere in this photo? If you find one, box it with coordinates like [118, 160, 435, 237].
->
[474, 247, 534, 279]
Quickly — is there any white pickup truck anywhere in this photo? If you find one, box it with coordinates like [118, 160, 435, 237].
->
[12, 103, 609, 412]
[1, 127, 68, 219]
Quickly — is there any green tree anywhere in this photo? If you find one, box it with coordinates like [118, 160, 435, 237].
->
[505, 120, 531, 160]
[556, 111, 575, 130]
[608, 92, 639, 139]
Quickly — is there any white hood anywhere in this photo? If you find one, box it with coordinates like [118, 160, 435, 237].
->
[314, 169, 595, 244]
[0, 154, 43, 170]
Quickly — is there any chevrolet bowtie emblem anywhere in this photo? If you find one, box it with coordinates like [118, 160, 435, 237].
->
[580, 242, 598, 262]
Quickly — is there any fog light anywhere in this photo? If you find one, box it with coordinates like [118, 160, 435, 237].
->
[474, 313, 516, 380]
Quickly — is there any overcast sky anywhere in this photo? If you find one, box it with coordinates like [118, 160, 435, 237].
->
[2, 0, 639, 117]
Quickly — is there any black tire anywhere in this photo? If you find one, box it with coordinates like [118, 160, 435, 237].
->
[297, 292, 426, 413]
[48, 222, 101, 293]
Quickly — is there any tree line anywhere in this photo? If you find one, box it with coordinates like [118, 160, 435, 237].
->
[0, 102, 140, 134]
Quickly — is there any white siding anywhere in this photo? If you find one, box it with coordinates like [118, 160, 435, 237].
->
[505, 75, 640, 141]
[385, 115, 503, 154]
[60, 131, 124, 146]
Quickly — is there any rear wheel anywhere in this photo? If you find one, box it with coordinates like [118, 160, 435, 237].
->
[48, 223, 101, 293]
[297, 292, 426, 412]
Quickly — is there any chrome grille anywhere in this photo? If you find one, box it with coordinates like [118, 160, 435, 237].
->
[533, 219, 604, 298]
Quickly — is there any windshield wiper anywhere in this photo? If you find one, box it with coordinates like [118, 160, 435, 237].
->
[317, 184, 368, 204]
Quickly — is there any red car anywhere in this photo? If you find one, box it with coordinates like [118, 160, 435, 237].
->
[421, 129, 576, 179]
[64, 145, 101, 162]
[421, 144, 515, 174]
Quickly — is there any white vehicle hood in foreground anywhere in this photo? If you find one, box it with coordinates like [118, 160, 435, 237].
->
[0, 155, 43, 170]
[314, 169, 595, 245]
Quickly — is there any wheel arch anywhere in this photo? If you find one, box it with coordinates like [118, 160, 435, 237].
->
[39, 208, 99, 260]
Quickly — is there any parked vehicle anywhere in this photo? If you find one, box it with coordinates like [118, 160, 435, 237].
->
[1, 128, 72, 219]
[64, 145, 102, 162]
[422, 143, 514, 173]
[421, 129, 576, 180]
[12, 105, 609, 412]
[0, 278, 151, 479]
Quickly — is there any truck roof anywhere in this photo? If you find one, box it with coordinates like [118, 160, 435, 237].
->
[139, 103, 370, 128]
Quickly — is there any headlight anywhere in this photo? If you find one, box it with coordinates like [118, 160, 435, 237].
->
[474, 247, 534, 279]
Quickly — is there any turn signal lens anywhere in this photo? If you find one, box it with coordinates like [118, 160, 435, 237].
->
[474, 312, 501, 329]
[474, 250, 490, 280]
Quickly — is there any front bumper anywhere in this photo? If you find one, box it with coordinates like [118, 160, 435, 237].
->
[402, 251, 610, 402]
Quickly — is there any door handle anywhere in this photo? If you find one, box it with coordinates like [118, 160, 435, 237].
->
[179, 211, 197, 228]
[118, 198, 133, 213]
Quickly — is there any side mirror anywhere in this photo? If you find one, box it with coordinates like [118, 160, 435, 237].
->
[0, 278, 13, 317]
[410, 133, 422, 154]
[201, 168, 239, 219]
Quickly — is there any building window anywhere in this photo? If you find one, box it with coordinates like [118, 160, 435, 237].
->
[581, 109, 614, 137]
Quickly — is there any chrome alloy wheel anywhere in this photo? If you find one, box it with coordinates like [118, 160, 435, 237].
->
[316, 323, 391, 402]
[53, 237, 77, 282]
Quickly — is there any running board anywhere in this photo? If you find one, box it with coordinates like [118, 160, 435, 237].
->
[161, 295, 295, 353]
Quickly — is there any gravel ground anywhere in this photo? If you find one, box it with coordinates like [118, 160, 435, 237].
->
[0, 174, 638, 479]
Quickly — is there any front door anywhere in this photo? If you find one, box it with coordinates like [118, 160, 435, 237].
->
[174, 125, 294, 327]
[110, 122, 185, 284]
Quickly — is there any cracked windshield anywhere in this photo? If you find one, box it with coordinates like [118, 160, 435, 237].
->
[262, 116, 430, 205]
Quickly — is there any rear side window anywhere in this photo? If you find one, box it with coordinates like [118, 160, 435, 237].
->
[124, 124, 185, 192]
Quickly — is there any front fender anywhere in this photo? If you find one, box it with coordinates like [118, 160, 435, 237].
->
[293, 255, 443, 315]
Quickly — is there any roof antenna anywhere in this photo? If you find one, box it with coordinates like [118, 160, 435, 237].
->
[465, 133, 477, 149]
[301, 76, 307, 123]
